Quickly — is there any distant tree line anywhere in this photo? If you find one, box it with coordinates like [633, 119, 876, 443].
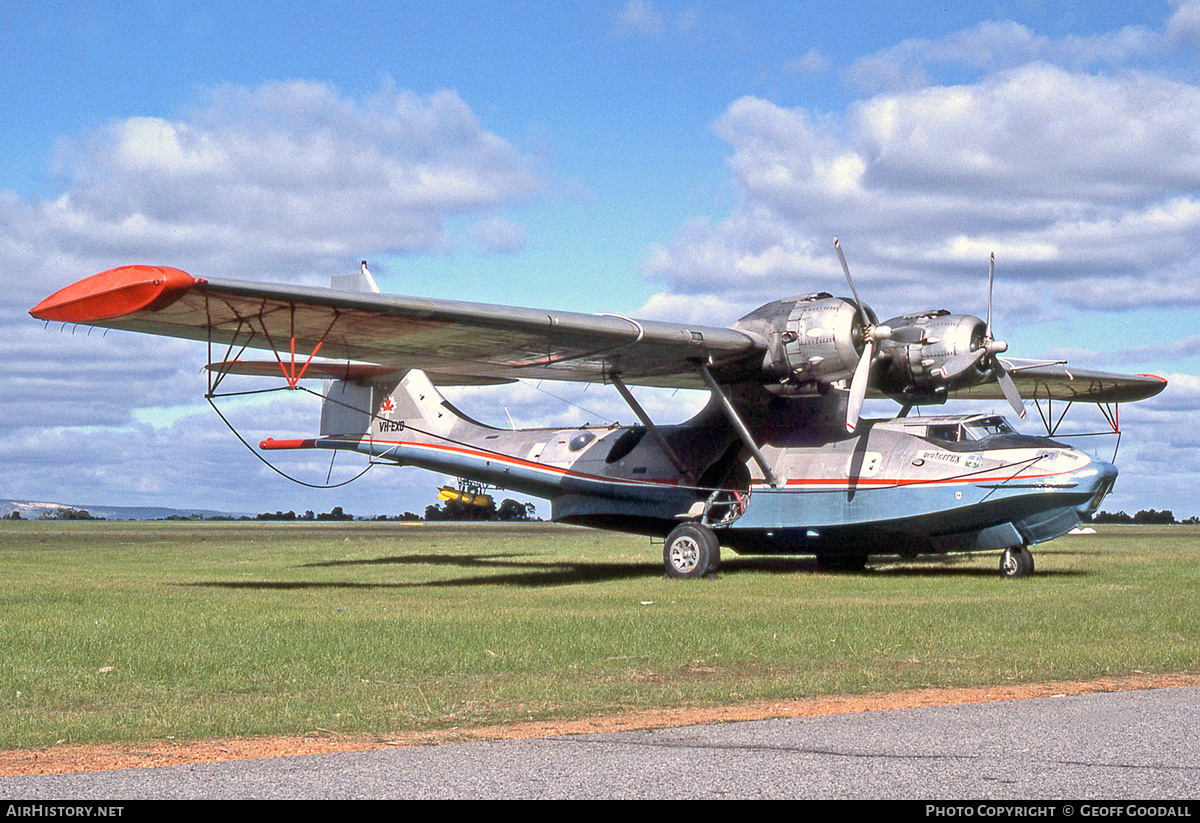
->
[33, 508, 103, 521]
[151, 501, 538, 522]
[254, 506, 355, 521]
[2, 508, 103, 521]
[424, 497, 537, 522]
[235, 499, 538, 523]
[1090, 509, 1200, 525]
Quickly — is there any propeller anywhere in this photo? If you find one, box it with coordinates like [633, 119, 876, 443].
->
[934, 253, 1025, 418]
[834, 238, 892, 433]
[985, 253, 1024, 417]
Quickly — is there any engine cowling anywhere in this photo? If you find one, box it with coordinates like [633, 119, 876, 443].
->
[876, 310, 989, 397]
[733, 294, 875, 388]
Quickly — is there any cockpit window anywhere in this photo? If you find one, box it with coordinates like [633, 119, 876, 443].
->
[925, 416, 1017, 446]
[916, 419, 1022, 451]
[963, 416, 1016, 439]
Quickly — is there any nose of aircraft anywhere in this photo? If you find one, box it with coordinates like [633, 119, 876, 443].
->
[1075, 458, 1119, 517]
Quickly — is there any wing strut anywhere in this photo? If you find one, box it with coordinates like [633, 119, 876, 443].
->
[253, 303, 342, 388]
[609, 374, 695, 484]
[1032, 389, 1074, 438]
[696, 363, 781, 488]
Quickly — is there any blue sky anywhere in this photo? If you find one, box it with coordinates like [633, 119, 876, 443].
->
[3, 1, 1199, 518]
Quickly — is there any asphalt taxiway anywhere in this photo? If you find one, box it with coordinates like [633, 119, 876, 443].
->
[2, 686, 1197, 799]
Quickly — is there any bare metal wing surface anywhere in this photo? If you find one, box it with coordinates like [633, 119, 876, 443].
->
[29, 265, 762, 390]
[30, 263, 1167, 405]
[940, 358, 1166, 404]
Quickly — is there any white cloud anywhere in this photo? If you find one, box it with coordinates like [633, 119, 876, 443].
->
[642, 63, 1200, 319]
[12, 81, 543, 304]
[2, 81, 549, 513]
[613, 1, 666, 39]
[4, 313, 211, 429]
[110, 117, 226, 173]
[632, 290, 748, 324]
[444, 379, 709, 435]
[854, 66, 1200, 203]
[611, 1, 700, 42]
[469, 216, 529, 254]
[787, 49, 831, 77]
[7, 79, 546, 407]
[1167, 0, 1200, 48]
[844, 20, 1161, 94]
[8, 18, 1199, 520]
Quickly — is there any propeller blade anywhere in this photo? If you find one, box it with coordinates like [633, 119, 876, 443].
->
[846, 339, 874, 433]
[995, 361, 1026, 419]
[833, 238, 872, 330]
[982, 252, 1024, 417]
[937, 348, 985, 381]
[986, 252, 995, 341]
[887, 325, 926, 345]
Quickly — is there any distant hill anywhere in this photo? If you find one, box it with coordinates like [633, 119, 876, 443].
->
[0, 499, 251, 521]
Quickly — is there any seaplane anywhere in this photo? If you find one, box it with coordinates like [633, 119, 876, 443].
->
[30, 242, 1166, 578]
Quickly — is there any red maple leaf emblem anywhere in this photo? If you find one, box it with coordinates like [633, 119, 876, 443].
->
[379, 396, 396, 415]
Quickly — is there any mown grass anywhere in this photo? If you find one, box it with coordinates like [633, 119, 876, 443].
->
[0, 521, 1196, 748]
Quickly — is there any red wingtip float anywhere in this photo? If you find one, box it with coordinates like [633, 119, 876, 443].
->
[29, 265, 197, 323]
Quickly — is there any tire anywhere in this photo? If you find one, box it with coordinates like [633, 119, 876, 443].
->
[999, 545, 1035, 578]
[664, 523, 720, 578]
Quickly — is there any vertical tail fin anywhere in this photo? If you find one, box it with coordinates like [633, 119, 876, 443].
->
[320, 369, 463, 440]
[318, 263, 486, 441]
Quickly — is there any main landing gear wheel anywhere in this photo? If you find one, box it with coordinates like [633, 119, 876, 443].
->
[999, 545, 1035, 579]
[664, 523, 720, 578]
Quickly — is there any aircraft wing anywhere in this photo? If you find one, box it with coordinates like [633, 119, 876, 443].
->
[29, 265, 765, 389]
[945, 358, 1167, 404]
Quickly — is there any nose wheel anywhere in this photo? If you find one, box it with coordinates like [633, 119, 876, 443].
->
[1000, 545, 1034, 578]
[664, 523, 720, 578]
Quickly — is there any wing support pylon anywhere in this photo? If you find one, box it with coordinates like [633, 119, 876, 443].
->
[1030, 385, 1124, 463]
[201, 292, 343, 391]
[696, 362, 781, 488]
[609, 373, 695, 485]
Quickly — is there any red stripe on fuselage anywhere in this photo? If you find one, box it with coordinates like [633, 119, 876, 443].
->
[265, 436, 1089, 492]
[312, 436, 685, 488]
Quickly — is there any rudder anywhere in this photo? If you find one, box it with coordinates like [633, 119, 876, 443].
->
[320, 369, 459, 440]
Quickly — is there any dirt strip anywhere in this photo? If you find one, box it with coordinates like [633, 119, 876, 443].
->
[4, 672, 1198, 776]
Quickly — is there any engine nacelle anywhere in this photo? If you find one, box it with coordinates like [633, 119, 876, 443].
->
[733, 294, 875, 388]
[877, 310, 988, 396]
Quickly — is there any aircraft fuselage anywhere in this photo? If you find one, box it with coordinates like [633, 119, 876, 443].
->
[276, 372, 1114, 562]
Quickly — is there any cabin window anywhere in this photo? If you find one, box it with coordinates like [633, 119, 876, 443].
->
[569, 431, 596, 451]
[926, 425, 963, 443]
[605, 428, 646, 463]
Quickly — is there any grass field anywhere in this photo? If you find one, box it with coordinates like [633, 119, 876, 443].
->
[0, 520, 1197, 749]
